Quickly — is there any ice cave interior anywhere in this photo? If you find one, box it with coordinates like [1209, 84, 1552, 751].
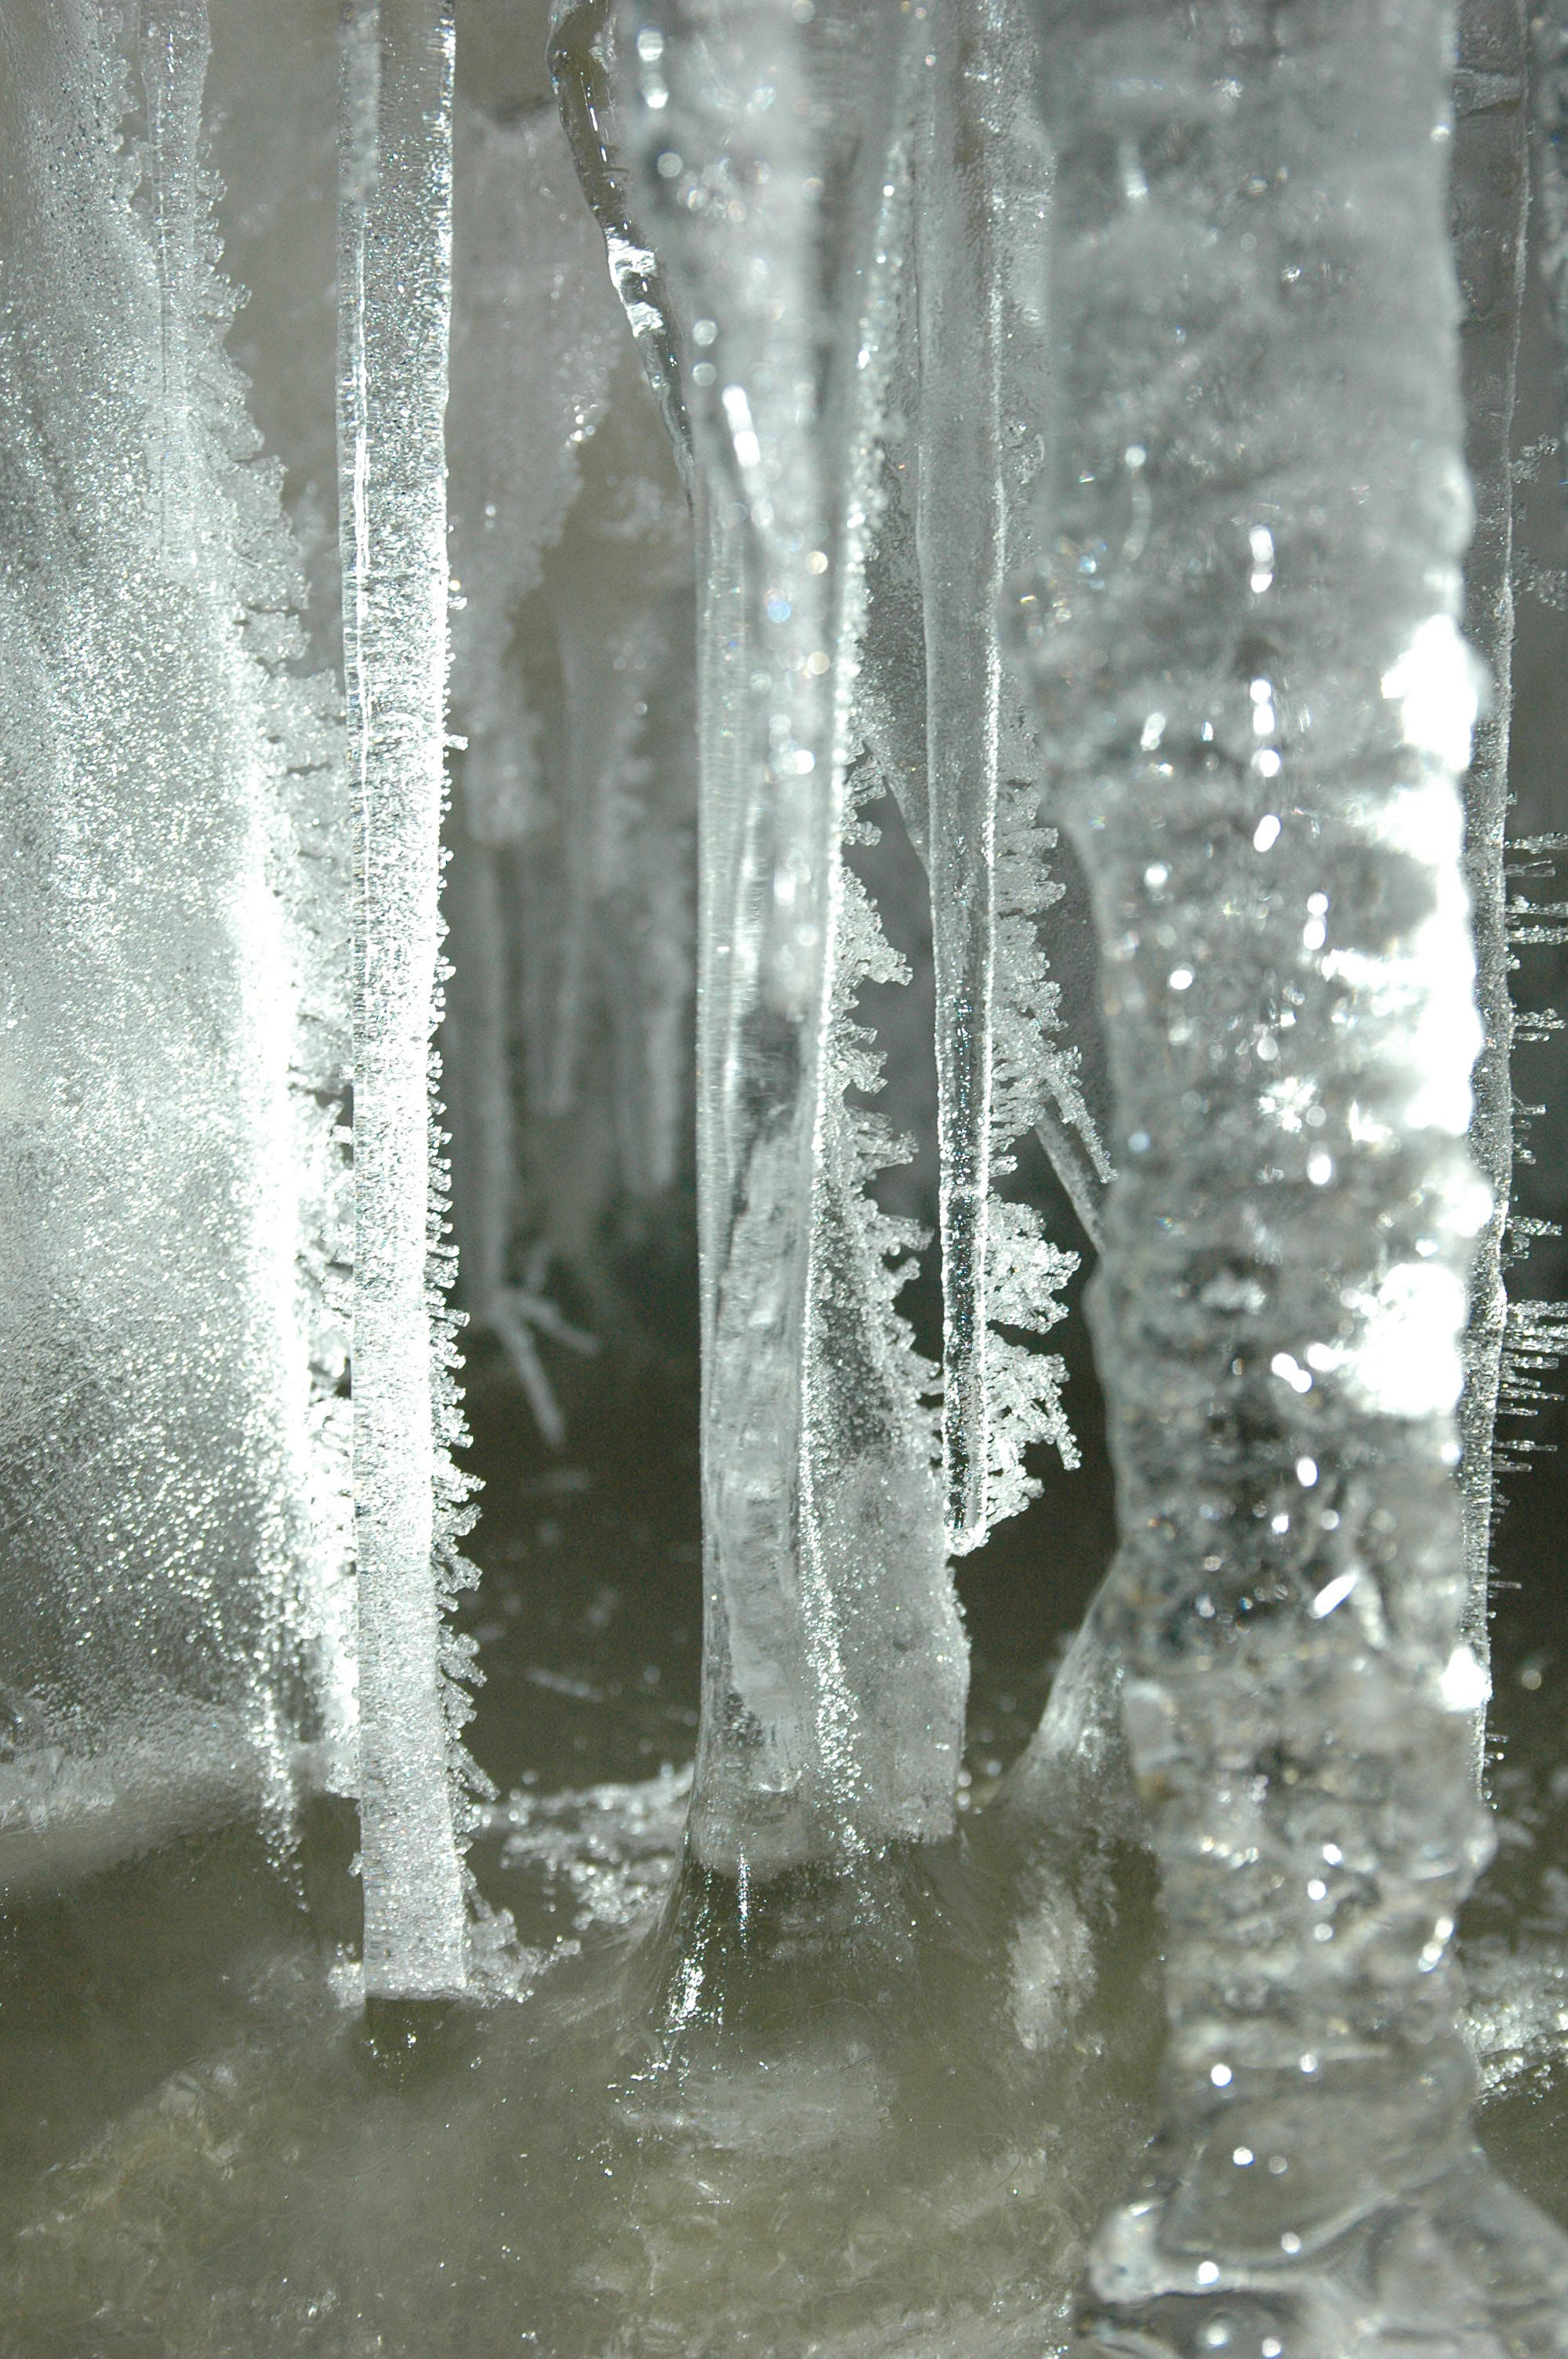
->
[2, 0, 1568, 2352]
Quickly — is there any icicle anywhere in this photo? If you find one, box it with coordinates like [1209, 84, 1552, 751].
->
[851, 133, 930, 865]
[1022, 1, 1568, 2343]
[915, 0, 1095, 1551]
[336, 0, 471, 2002]
[609, 0, 963, 1874]
[550, 0, 695, 487]
[1451, 0, 1529, 1742]
[915, 0, 1007, 1550]
[850, 13, 1114, 1281]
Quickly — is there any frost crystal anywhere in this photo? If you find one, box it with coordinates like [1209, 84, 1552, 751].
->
[915, 0, 1082, 1551]
[337, 0, 473, 2001]
[0, 0, 350, 1838]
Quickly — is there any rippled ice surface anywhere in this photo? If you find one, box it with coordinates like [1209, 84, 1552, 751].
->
[0, 1376, 1562, 2359]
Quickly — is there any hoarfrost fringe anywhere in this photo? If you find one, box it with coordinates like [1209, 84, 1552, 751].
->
[337, 0, 477, 2002]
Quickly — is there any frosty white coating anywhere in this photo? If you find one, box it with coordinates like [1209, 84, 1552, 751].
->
[1450, 0, 1528, 1723]
[0, 0, 350, 1845]
[337, 0, 473, 2001]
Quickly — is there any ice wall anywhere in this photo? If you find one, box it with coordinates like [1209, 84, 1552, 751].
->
[0, 0, 351, 1872]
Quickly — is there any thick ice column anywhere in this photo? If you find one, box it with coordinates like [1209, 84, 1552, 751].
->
[606, 0, 964, 1874]
[1022, 2, 1568, 2344]
[337, 0, 470, 2001]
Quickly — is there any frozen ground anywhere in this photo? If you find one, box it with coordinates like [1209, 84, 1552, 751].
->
[0, 1350, 1562, 2359]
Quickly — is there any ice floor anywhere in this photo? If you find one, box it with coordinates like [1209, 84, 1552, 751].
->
[0, 1343, 1562, 2359]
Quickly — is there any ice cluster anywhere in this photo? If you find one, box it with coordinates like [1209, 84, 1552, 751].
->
[3, 0, 1568, 2348]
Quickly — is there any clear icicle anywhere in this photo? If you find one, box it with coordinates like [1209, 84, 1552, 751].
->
[847, 117, 951, 891]
[1451, 0, 1529, 1742]
[615, 0, 964, 1874]
[1021, 1, 1568, 2345]
[549, 0, 695, 489]
[915, 0, 1007, 1551]
[851, 60, 1114, 1271]
[915, 0, 1091, 1550]
[337, 0, 472, 2002]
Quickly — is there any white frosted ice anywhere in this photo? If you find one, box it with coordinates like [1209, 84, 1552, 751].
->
[0, 0, 351, 1836]
[336, 0, 471, 2001]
